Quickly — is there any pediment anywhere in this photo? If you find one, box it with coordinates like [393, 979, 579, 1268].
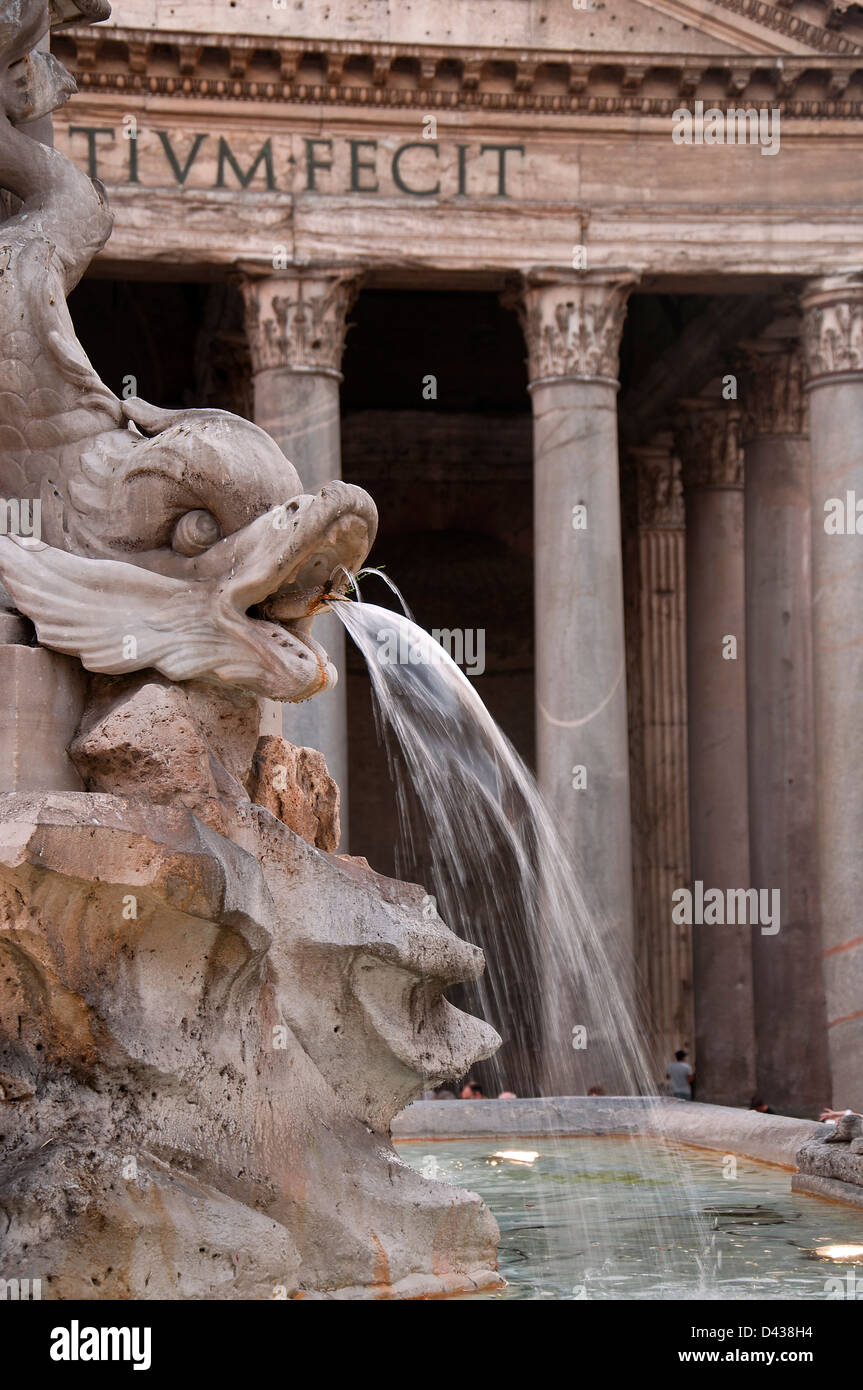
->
[91, 0, 863, 58]
[634, 0, 863, 56]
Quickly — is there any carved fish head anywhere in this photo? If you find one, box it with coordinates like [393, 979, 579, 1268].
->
[0, 400, 377, 702]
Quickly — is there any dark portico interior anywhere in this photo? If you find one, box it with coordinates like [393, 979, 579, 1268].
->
[70, 272, 790, 1090]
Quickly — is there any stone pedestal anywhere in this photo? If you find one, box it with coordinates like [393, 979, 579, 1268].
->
[241, 268, 361, 848]
[802, 274, 863, 1111]
[0, 645, 85, 793]
[515, 271, 636, 1088]
[676, 398, 756, 1106]
[740, 337, 830, 1117]
[627, 439, 692, 1075]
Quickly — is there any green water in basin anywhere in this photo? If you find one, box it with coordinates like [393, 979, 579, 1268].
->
[395, 1136, 863, 1300]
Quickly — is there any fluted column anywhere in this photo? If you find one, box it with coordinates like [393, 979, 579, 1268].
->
[241, 267, 360, 846]
[739, 337, 830, 1117]
[802, 275, 863, 1111]
[515, 270, 636, 1088]
[628, 439, 692, 1075]
[676, 399, 756, 1105]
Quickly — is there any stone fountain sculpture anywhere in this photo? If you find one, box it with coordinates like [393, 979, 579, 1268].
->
[0, 0, 501, 1299]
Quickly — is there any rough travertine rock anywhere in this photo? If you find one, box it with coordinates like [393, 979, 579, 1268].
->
[796, 1133, 863, 1190]
[0, 789, 501, 1299]
[70, 675, 261, 836]
[249, 734, 340, 851]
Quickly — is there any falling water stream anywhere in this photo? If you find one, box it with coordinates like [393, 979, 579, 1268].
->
[333, 591, 718, 1295]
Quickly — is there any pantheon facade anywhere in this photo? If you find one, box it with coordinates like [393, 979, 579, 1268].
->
[53, 0, 863, 1114]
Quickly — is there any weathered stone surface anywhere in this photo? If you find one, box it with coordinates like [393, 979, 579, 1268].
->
[0, 791, 501, 1298]
[394, 1096, 828, 1170]
[0, 644, 85, 793]
[791, 1173, 863, 1208]
[250, 733, 340, 852]
[70, 675, 260, 836]
[796, 1136, 863, 1189]
[823, 1112, 863, 1142]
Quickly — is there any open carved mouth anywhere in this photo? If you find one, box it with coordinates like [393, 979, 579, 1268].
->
[235, 482, 378, 698]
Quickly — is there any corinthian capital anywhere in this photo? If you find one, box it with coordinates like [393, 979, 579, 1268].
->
[674, 399, 743, 491]
[511, 271, 636, 386]
[738, 338, 808, 440]
[801, 274, 863, 384]
[629, 436, 685, 529]
[240, 268, 361, 378]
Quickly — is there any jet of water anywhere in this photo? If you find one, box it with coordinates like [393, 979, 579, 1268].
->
[335, 596, 711, 1295]
[336, 599, 651, 1095]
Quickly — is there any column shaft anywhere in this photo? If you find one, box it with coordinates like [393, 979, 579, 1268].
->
[518, 272, 637, 1092]
[677, 401, 756, 1105]
[242, 270, 359, 843]
[741, 340, 830, 1116]
[802, 275, 863, 1111]
[628, 442, 692, 1076]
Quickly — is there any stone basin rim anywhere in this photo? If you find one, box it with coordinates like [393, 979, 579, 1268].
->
[393, 1095, 842, 1179]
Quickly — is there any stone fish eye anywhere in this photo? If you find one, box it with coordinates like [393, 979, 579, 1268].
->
[171, 509, 222, 556]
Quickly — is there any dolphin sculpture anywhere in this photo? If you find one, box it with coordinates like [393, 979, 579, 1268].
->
[0, 0, 377, 702]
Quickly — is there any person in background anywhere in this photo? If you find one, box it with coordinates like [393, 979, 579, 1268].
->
[587, 1085, 605, 1097]
[498, 1090, 517, 1099]
[460, 1080, 484, 1099]
[666, 1049, 695, 1100]
[749, 1096, 774, 1114]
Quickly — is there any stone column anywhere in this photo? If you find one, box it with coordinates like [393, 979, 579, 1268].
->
[241, 267, 360, 845]
[627, 438, 693, 1075]
[739, 337, 830, 1117]
[517, 271, 637, 1087]
[801, 274, 863, 1111]
[675, 398, 756, 1105]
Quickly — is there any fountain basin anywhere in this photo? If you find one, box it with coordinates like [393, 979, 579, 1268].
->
[394, 1131, 863, 1300]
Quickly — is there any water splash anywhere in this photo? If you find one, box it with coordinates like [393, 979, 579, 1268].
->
[335, 596, 713, 1293]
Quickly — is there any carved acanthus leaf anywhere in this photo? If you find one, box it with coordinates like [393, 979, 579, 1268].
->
[739, 340, 808, 438]
[241, 271, 360, 377]
[514, 275, 635, 385]
[630, 440, 685, 528]
[674, 399, 744, 490]
[802, 275, 863, 382]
